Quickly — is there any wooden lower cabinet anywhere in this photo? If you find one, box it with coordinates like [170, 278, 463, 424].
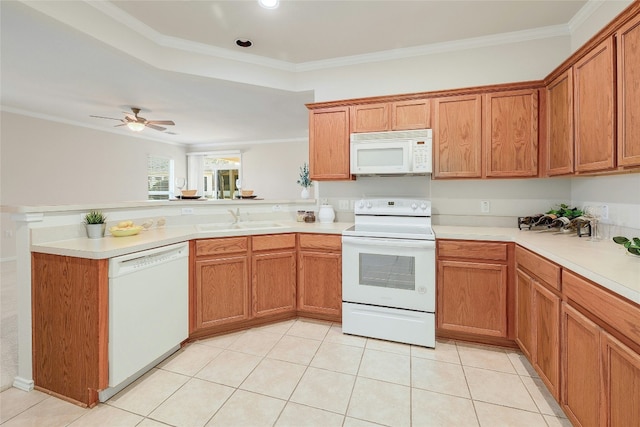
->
[252, 234, 297, 318]
[604, 333, 640, 427]
[515, 246, 561, 399]
[562, 303, 602, 427]
[31, 253, 108, 407]
[192, 237, 251, 331]
[515, 268, 534, 359]
[436, 240, 512, 342]
[297, 234, 342, 321]
[533, 282, 561, 399]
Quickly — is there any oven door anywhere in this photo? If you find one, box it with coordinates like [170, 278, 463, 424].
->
[342, 235, 435, 312]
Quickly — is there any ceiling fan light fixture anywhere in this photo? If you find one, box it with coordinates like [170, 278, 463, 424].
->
[258, 0, 279, 9]
[126, 121, 145, 132]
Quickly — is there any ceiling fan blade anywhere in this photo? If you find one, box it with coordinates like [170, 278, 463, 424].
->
[146, 124, 167, 132]
[147, 120, 175, 126]
[90, 115, 121, 121]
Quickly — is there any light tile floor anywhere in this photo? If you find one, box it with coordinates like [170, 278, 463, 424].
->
[0, 318, 572, 426]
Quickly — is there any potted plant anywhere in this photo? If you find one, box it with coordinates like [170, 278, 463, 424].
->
[84, 210, 107, 239]
[613, 236, 640, 256]
[297, 162, 312, 199]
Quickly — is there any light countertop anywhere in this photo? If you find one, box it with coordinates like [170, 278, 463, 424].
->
[30, 223, 639, 304]
[434, 226, 640, 304]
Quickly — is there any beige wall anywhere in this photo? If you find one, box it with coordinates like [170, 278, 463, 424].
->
[238, 140, 310, 200]
[0, 111, 188, 258]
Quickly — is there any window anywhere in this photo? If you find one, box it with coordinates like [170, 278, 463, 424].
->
[147, 156, 174, 200]
[188, 151, 241, 199]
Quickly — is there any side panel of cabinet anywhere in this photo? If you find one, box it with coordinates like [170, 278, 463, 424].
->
[533, 282, 561, 400]
[603, 333, 640, 427]
[195, 256, 250, 329]
[546, 70, 574, 176]
[31, 253, 108, 406]
[391, 99, 430, 130]
[297, 250, 342, 319]
[562, 303, 603, 427]
[433, 95, 483, 178]
[574, 37, 616, 173]
[308, 107, 351, 180]
[515, 268, 534, 360]
[484, 89, 538, 177]
[350, 103, 389, 133]
[437, 260, 508, 337]
[252, 251, 297, 318]
[617, 14, 640, 167]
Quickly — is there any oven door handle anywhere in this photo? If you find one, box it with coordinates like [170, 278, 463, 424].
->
[342, 235, 435, 249]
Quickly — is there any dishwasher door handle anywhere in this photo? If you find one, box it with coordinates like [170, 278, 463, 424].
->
[109, 242, 188, 277]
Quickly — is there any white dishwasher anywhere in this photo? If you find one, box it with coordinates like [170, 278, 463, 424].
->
[99, 242, 189, 402]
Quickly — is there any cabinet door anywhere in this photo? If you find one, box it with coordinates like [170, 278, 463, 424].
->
[546, 70, 574, 176]
[574, 37, 615, 173]
[350, 103, 389, 133]
[391, 99, 430, 130]
[252, 251, 296, 318]
[309, 107, 351, 180]
[297, 250, 342, 320]
[617, 14, 640, 168]
[515, 268, 534, 360]
[484, 89, 538, 177]
[437, 260, 508, 337]
[533, 282, 561, 400]
[433, 95, 483, 178]
[195, 255, 250, 329]
[562, 303, 602, 427]
[603, 333, 640, 427]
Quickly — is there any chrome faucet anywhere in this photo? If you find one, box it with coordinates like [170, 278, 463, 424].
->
[228, 208, 240, 223]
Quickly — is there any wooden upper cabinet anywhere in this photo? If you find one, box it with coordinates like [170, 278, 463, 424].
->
[484, 89, 539, 177]
[546, 70, 574, 176]
[617, 14, 640, 168]
[308, 106, 351, 180]
[432, 95, 483, 178]
[391, 99, 431, 130]
[573, 37, 616, 173]
[351, 103, 389, 133]
[351, 99, 430, 133]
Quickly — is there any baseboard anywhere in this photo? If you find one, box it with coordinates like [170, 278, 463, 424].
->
[13, 376, 34, 392]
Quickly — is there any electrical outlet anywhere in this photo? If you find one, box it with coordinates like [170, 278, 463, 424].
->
[338, 200, 349, 210]
[272, 204, 282, 211]
[601, 204, 609, 220]
[480, 200, 490, 213]
[181, 207, 194, 215]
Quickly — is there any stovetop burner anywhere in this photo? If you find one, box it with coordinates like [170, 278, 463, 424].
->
[343, 198, 435, 240]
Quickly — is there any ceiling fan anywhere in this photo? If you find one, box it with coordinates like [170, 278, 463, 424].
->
[90, 107, 175, 132]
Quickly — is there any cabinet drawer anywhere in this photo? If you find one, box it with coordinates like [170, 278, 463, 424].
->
[516, 246, 561, 290]
[252, 234, 296, 251]
[299, 234, 341, 251]
[437, 240, 508, 261]
[195, 237, 249, 257]
[563, 270, 640, 347]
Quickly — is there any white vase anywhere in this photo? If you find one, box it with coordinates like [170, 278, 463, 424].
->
[85, 223, 106, 239]
[301, 187, 310, 199]
[318, 204, 335, 223]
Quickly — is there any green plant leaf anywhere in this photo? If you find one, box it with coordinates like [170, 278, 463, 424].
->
[627, 247, 640, 256]
[624, 241, 632, 249]
[633, 238, 640, 247]
[613, 236, 630, 245]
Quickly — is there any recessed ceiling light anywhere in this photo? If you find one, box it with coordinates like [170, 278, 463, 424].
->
[258, 0, 279, 9]
[235, 39, 253, 48]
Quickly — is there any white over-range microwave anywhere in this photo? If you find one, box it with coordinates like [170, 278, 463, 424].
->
[350, 129, 432, 175]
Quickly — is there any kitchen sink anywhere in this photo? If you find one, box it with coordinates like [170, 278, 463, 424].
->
[197, 221, 285, 232]
[196, 223, 242, 232]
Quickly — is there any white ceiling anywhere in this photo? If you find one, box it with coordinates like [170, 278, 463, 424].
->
[0, 0, 593, 147]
